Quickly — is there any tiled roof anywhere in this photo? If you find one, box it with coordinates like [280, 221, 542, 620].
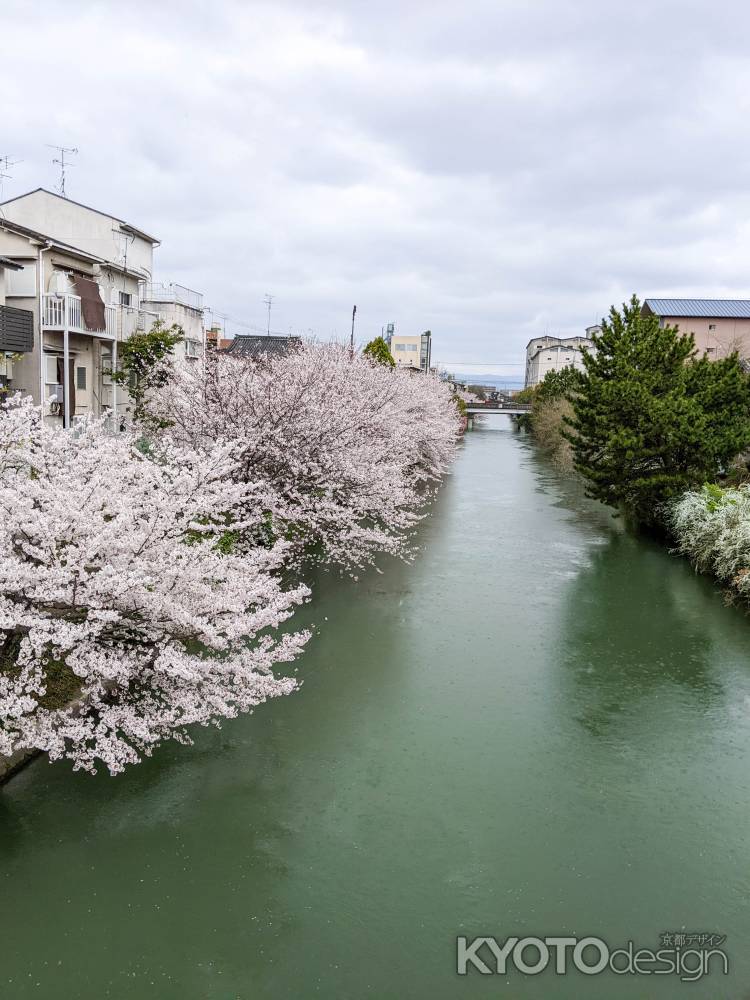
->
[224, 335, 302, 358]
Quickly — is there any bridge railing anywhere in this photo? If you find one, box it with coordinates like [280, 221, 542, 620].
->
[467, 400, 532, 411]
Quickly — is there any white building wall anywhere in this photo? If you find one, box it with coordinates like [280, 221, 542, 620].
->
[1, 189, 155, 277]
[139, 299, 205, 361]
[524, 336, 593, 388]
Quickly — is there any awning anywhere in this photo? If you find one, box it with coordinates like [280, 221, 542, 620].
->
[71, 274, 106, 332]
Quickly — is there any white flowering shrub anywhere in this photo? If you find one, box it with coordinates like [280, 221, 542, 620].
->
[670, 484, 750, 596]
[0, 398, 309, 774]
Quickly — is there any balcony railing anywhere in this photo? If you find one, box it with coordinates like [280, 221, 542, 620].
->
[140, 282, 203, 311]
[43, 294, 117, 339]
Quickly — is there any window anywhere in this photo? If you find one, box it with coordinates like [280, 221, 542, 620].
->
[5, 261, 36, 297]
[185, 339, 201, 359]
[43, 354, 63, 403]
[706, 347, 716, 354]
[395, 344, 410, 351]
[119, 291, 132, 307]
[708, 323, 717, 331]
[76, 366, 87, 390]
[101, 348, 113, 386]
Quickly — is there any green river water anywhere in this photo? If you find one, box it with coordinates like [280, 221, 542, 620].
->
[2, 419, 750, 999]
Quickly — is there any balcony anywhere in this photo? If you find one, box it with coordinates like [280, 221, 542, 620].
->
[43, 294, 117, 339]
[42, 295, 160, 341]
[140, 282, 203, 311]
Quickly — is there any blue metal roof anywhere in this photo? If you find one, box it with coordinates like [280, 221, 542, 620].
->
[644, 298, 750, 319]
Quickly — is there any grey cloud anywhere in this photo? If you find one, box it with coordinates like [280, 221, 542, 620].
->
[2, 0, 750, 372]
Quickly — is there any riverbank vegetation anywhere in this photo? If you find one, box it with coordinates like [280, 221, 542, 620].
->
[0, 344, 460, 774]
[514, 367, 578, 471]
[670, 485, 750, 604]
[566, 296, 750, 526]
[519, 294, 750, 602]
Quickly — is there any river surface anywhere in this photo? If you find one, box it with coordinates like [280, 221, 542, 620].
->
[2, 419, 750, 999]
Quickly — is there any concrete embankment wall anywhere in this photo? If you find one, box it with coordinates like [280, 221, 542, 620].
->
[0, 747, 38, 783]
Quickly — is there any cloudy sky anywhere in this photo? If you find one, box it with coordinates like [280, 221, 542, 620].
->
[3, 0, 750, 377]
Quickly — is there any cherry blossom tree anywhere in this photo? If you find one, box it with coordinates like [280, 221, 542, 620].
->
[154, 342, 460, 571]
[0, 397, 309, 774]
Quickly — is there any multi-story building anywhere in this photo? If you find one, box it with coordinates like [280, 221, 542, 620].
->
[389, 330, 432, 371]
[524, 334, 594, 388]
[140, 282, 205, 361]
[642, 299, 750, 359]
[0, 188, 161, 427]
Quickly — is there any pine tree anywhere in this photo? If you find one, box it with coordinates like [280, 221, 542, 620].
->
[363, 336, 395, 367]
[565, 295, 750, 524]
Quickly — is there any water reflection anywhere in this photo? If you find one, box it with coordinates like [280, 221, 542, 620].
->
[534, 474, 750, 789]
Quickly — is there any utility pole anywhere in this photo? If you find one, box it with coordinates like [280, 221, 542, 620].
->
[350, 304, 357, 355]
[263, 294, 274, 336]
[47, 145, 78, 198]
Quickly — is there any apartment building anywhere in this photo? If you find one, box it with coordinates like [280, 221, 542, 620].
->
[0, 188, 205, 426]
[140, 282, 205, 361]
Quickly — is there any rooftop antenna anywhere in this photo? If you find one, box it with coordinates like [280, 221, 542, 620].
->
[263, 294, 274, 336]
[47, 144, 78, 198]
[214, 311, 230, 338]
[0, 155, 22, 214]
[112, 227, 135, 301]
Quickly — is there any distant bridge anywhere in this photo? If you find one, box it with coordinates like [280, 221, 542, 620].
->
[465, 401, 531, 416]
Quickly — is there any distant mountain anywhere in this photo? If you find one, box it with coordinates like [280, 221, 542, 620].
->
[447, 371, 524, 391]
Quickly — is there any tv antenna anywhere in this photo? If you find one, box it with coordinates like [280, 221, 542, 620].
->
[112, 226, 135, 268]
[263, 294, 274, 336]
[214, 311, 230, 336]
[0, 155, 21, 213]
[47, 144, 78, 198]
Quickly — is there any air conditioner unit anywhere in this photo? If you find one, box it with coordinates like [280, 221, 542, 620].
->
[48, 385, 63, 415]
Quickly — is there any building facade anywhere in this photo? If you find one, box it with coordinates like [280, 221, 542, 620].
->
[139, 282, 205, 361]
[0, 189, 161, 427]
[524, 334, 594, 388]
[642, 299, 750, 359]
[389, 331, 432, 371]
[0, 187, 206, 426]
